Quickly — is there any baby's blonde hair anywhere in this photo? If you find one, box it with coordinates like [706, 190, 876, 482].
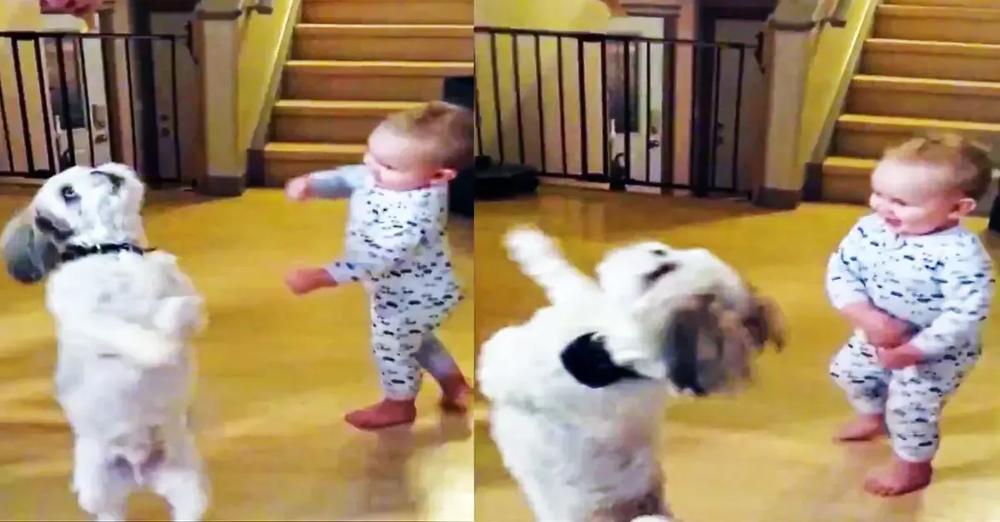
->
[377, 101, 474, 171]
[882, 133, 994, 200]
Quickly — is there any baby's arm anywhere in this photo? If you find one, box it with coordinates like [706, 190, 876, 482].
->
[826, 219, 872, 311]
[504, 226, 601, 306]
[290, 165, 370, 200]
[909, 237, 995, 358]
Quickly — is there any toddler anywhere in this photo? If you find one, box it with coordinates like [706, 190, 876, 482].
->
[284, 101, 473, 430]
[827, 134, 995, 496]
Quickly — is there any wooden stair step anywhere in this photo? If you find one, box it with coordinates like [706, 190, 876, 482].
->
[259, 143, 367, 187]
[285, 60, 473, 77]
[851, 74, 1000, 97]
[272, 100, 425, 116]
[295, 24, 472, 38]
[838, 113, 1000, 133]
[834, 114, 1000, 158]
[847, 75, 1000, 123]
[823, 156, 877, 177]
[862, 39, 1000, 82]
[819, 157, 877, 204]
[885, 0, 1000, 7]
[263, 142, 367, 161]
[887, 0, 1000, 4]
[270, 101, 424, 143]
[293, 24, 473, 61]
[878, 4, 1000, 20]
[866, 38, 1000, 58]
[875, 5, 1000, 44]
[301, 0, 472, 25]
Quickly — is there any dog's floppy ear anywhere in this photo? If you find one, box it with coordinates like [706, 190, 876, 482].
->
[742, 287, 785, 351]
[560, 332, 645, 388]
[2, 207, 59, 284]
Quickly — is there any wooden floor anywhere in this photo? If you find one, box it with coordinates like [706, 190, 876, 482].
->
[473, 186, 1000, 522]
[0, 187, 474, 521]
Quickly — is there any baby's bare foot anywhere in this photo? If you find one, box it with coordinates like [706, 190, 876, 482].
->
[833, 414, 885, 442]
[864, 458, 932, 496]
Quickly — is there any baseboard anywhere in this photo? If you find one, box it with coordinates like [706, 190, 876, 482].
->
[754, 187, 801, 209]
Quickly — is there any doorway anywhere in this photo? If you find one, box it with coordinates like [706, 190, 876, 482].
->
[605, 15, 678, 187]
[693, 5, 770, 196]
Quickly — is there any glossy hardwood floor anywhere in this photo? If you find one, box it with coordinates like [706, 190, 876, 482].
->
[0, 187, 474, 521]
[473, 186, 1000, 522]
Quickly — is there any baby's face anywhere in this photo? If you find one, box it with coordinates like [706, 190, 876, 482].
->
[364, 127, 456, 191]
[869, 158, 975, 235]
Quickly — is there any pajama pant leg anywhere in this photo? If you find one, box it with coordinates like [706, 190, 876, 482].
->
[414, 333, 460, 381]
[369, 321, 424, 400]
[884, 350, 979, 462]
[829, 338, 891, 415]
[368, 289, 424, 401]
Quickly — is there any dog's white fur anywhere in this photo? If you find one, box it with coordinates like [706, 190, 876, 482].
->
[478, 227, 763, 522]
[27, 163, 208, 521]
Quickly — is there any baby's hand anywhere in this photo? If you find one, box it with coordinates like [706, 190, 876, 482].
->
[286, 176, 313, 201]
[862, 314, 913, 347]
[876, 343, 923, 370]
[284, 267, 337, 295]
[842, 303, 912, 347]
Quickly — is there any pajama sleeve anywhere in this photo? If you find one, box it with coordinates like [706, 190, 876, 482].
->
[911, 237, 995, 357]
[307, 165, 370, 199]
[826, 218, 872, 309]
[325, 189, 446, 283]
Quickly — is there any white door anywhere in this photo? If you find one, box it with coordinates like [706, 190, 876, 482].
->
[151, 13, 198, 184]
[605, 16, 666, 186]
[41, 14, 112, 170]
[711, 19, 766, 193]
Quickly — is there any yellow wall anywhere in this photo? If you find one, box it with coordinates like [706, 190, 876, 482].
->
[475, 0, 696, 185]
[796, 0, 878, 167]
[237, 0, 300, 157]
[0, 1, 48, 175]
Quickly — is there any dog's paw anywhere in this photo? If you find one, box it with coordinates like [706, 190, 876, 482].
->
[117, 331, 182, 367]
[154, 296, 206, 338]
[504, 226, 557, 260]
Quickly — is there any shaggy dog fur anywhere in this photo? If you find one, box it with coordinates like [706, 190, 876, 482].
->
[2, 164, 208, 521]
[478, 227, 784, 522]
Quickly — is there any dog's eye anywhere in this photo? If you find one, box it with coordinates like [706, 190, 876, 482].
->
[60, 185, 78, 202]
[651, 249, 669, 257]
[643, 262, 678, 286]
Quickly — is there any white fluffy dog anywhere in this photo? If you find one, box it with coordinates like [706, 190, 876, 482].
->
[478, 227, 784, 522]
[2, 164, 209, 521]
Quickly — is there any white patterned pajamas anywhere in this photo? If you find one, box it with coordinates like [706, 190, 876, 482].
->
[826, 214, 993, 462]
[310, 166, 463, 400]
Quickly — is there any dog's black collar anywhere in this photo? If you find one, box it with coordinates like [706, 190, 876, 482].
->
[560, 332, 647, 388]
[60, 243, 153, 263]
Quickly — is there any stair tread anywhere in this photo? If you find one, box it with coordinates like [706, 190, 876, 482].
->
[288, 58, 470, 65]
[264, 142, 368, 158]
[296, 23, 472, 34]
[866, 38, 1000, 56]
[879, 4, 1000, 18]
[839, 113, 1000, 132]
[823, 156, 878, 176]
[274, 100, 425, 113]
[852, 74, 1000, 95]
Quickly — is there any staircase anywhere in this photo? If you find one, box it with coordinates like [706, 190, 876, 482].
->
[259, 0, 474, 186]
[820, 0, 1000, 203]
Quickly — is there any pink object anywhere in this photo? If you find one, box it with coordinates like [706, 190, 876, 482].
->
[39, 0, 103, 16]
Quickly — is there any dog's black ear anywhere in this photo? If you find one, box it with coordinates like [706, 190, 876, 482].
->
[33, 213, 73, 242]
[91, 169, 124, 193]
[560, 332, 644, 388]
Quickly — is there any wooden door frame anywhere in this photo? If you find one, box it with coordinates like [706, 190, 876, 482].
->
[615, 3, 680, 191]
[692, 4, 773, 196]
